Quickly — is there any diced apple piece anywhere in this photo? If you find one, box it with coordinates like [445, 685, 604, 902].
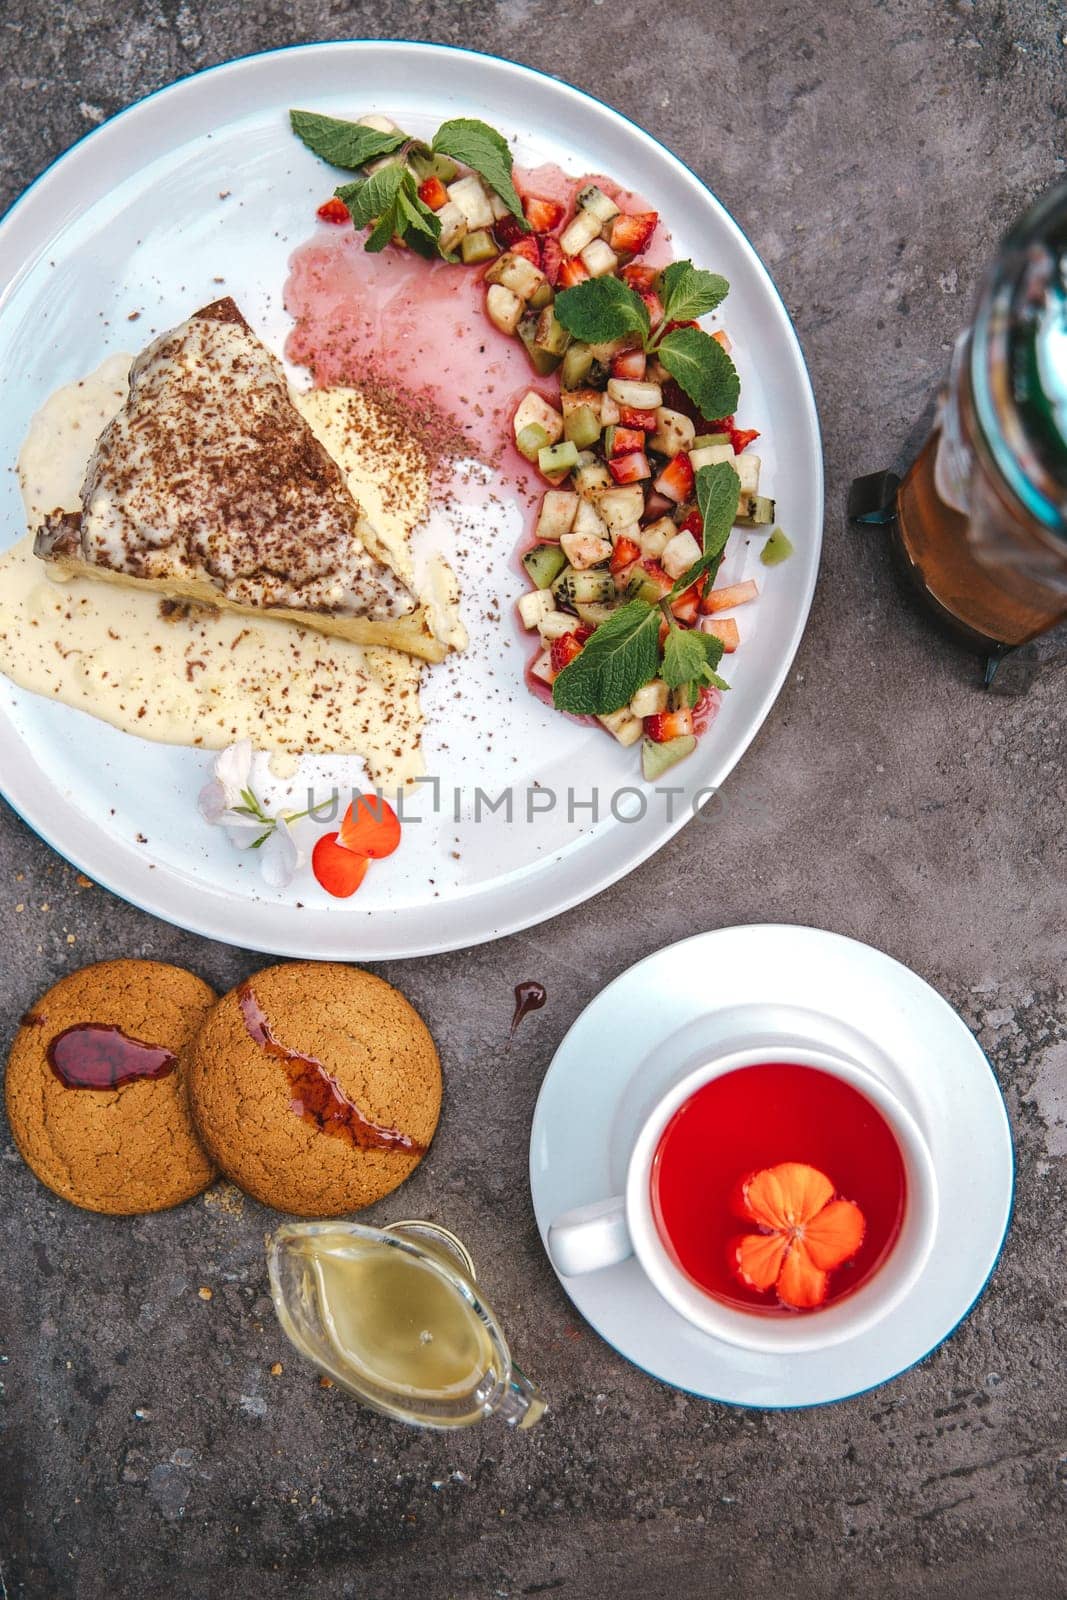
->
[486, 251, 546, 302]
[689, 443, 736, 471]
[701, 579, 759, 615]
[486, 284, 523, 335]
[588, 336, 632, 363]
[518, 589, 557, 630]
[530, 647, 555, 685]
[514, 391, 564, 446]
[538, 610, 578, 642]
[735, 453, 762, 495]
[577, 184, 621, 223]
[535, 490, 579, 542]
[559, 208, 603, 256]
[573, 497, 609, 538]
[607, 378, 663, 410]
[435, 201, 468, 254]
[630, 679, 669, 718]
[661, 529, 703, 580]
[573, 461, 613, 500]
[638, 516, 675, 559]
[699, 616, 740, 652]
[561, 531, 613, 570]
[580, 238, 619, 277]
[561, 387, 603, 420]
[599, 392, 621, 427]
[650, 407, 696, 459]
[599, 484, 647, 531]
[446, 175, 495, 231]
[598, 706, 643, 746]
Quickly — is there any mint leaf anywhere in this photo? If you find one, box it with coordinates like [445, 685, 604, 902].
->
[662, 626, 728, 705]
[658, 261, 729, 324]
[290, 110, 407, 170]
[658, 326, 740, 418]
[339, 163, 405, 229]
[395, 173, 443, 257]
[552, 600, 661, 715]
[432, 118, 527, 224]
[554, 277, 651, 346]
[669, 461, 741, 596]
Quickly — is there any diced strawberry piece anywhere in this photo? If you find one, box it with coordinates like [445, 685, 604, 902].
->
[611, 348, 647, 381]
[700, 579, 759, 616]
[558, 256, 590, 288]
[550, 631, 585, 676]
[621, 263, 659, 291]
[670, 584, 702, 624]
[540, 235, 563, 286]
[639, 290, 664, 329]
[680, 507, 704, 541]
[610, 536, 642, 573]
[700, 616, 740, 653]
[524, 195, 564, 232]
[703, 416, 734, 434]
[608, 451, 651, 484]
[639, 558, 673, 596]
[610, 210, 659, 256]
[643, 491, 675, 523]
[663, 318, 699, 335]
[618, 405, 658, 432]
[609, 426, 645, 457]
[691, 685, 719, 734]
[645, 708, 694, 743]
[509, 235, 542, 268]
[730, 426, 761, 454]
[417, 176, 449, 212]
[712, 329, 732, 352]
[494, 214, 529, 248]
[574, 625, 593, 644]
[654, 452, 695, 503]
[316, 197, 350, 224]
[312, 833, 371, 898]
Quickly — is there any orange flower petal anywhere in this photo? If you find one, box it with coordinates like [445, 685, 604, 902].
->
[338, 795, 402, 859]
[777, 1242, 829, 1309]
[801, 1198, 866, 1271]
[741, 1162, 835, 1231]
[732, 1230, 789, 1293]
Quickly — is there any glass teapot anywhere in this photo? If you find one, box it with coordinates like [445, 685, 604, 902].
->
[267, 1219, 546, 1431]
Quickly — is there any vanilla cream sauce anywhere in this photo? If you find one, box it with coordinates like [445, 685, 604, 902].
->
[1, 359, 463, 789]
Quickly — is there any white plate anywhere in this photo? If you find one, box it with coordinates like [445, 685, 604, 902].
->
[529, 925, 1014, 1407]
[0, 42, 822, 959]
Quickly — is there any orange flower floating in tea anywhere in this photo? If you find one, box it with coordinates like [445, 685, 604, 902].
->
[729, 1162, 866, 1310]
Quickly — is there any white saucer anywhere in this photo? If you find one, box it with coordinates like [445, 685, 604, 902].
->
[528, 925, 1013, 1407]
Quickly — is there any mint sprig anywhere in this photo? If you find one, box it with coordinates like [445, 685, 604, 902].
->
[552, 600, 662, 715]
[662, 625, 728, 707]
[337, 166, 442, 256]
[431, 118, 528, 225]
[290, 110, 407, 169]
[553, 261, 739, 420]
[669, 462, 742, 597]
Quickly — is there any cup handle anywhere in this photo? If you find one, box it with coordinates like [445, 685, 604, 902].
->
[547, 1196, 632, 1277]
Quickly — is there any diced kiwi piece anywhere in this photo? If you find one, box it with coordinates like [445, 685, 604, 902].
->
[516, 422, 551, 462]
[528, 280, 555, 312]
[538, 440, 580, 478]
[564, 403, 601, 450]
[574, 599, 620, 627]
[523, 543, 569, 589]
[691, 432, 731, 449]
[408, 147, 459, 183]
[461, 229, 499, 264]
[518, 316, 562, 376]
[627, 569, 671, 605]
[760, 527, 795, 566]
[736, 493, 776, 527]
[560, 342, 595, 390]
[535, 305, 572, 357]
[641, 734, 697, 781]
[553, 568, 615, 606]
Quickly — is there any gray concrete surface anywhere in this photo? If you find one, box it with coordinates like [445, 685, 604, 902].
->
[1, 3, 1065, 1596]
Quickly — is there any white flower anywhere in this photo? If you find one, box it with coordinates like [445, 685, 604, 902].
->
[197, 741, 303, 888]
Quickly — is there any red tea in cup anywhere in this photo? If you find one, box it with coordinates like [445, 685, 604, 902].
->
[650, 1062, 906, 1315]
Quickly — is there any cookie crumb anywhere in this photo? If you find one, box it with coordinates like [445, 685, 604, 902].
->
[198, 1286, 213, 1302]
[270, 1362, 284, 1377]
[318, 1376, 334, 1389]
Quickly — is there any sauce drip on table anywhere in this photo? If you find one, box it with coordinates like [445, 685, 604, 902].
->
[236, 982, 423, 1154]
[47, 1023, 177, 1089]
[509, 981, 547, 1040]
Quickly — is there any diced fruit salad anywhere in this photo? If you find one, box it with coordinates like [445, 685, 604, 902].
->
[290, 108, 793, 781]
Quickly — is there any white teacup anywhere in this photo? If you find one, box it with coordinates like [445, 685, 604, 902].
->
[547, 1043, 939, 1354]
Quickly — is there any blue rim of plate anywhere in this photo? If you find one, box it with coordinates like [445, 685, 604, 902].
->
[0, 41, 824, 953]
[528, 924, 1015, 1409]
